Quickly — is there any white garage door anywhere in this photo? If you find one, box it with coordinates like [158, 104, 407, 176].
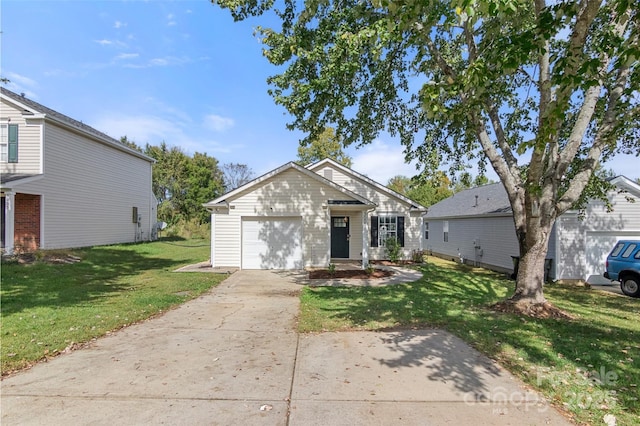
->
[242, 218, 303, 270]
[585, 233, 626, 284]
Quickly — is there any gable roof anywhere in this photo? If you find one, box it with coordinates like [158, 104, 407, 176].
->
[1, 87, 154, 163]
[306, 158, 428, 211]
[425, 175, 640, 220]
[203, 161, 376, 208]
[425, 182, 511, 219]
[609, 175, 640, 196]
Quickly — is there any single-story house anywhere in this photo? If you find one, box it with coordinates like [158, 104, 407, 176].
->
[1, 87, 157, 254]
[423, 177, 640, 283]
[203, 158, 427, 269]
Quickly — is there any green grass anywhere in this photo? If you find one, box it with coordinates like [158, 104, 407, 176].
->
[299, 257, 640, 425]
[1, 237, 225, 375]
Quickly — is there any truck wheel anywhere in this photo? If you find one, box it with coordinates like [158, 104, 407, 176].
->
[620, 277, 640, 298]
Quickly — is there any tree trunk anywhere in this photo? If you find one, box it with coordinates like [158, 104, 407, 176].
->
[511, 221, 553, 305]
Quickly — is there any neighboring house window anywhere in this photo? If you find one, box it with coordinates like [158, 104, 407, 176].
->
[424, 222, 429, 240]
[370, 215, 405, 247]
[0, 124, 7, 162]
[0, 124, 18, 163]
[443, 220, 449, 242]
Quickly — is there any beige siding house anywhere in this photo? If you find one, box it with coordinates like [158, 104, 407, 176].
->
[204, 159, 427, 269]
[1, 87, 157, 254]
[423, 177, 640, 283]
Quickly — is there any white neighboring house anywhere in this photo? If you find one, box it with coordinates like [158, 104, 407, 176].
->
[203, 158, 427, 270]
[423, 177, 640, 283]
[1, 87, 157, 254]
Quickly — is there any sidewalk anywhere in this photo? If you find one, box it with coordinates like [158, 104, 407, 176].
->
[2, 270, 572, 425]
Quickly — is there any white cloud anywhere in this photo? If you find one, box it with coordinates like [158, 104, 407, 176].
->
[203, 114, 235, 132]
[115, 53, 139, 60]
[3, 72, 39, 99]
[351, 139, 420, 184]
[94, 39, 127, 48]
[5, 71, 38, 88]
[122, 56, 190, 69]
[167, 13, 176, 26]
[114, 21, 126, 29]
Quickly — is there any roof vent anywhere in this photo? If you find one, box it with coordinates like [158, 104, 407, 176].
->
[474, 195, 479, 207]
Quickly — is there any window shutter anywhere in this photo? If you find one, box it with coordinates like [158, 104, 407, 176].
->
[370, 216, 378, 247]
[398, 216, 405, 247]
[8, 124, 18, 163]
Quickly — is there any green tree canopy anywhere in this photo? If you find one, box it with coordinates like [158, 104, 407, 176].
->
[297, 127, 353, 167]
[213, 0, 639, 310]
[144, 142, 224, 225]
[387, 172, 454, 207]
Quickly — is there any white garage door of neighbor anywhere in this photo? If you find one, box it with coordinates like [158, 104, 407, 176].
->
[585, 233, 626, 284]
[242, 218, 303, 270]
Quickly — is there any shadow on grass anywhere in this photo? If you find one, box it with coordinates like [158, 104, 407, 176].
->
[1, 246, 185, 315]
[302, 260, 640, 418]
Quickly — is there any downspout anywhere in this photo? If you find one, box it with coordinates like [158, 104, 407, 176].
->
[361, 206, 376, 269]
[3, 191, 15, 255]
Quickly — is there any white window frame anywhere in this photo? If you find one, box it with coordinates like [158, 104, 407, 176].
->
[443, 220, 449, 242]
[378, 216, 398, 246]
[0, 124, 7, 162]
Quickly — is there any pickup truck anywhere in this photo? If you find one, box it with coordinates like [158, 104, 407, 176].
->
[604, 240, 640, 297]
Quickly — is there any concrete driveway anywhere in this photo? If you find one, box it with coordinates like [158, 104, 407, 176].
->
[2, 270, 571, 425]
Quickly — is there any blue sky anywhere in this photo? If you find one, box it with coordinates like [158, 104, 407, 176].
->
[2, 0, 637, 184]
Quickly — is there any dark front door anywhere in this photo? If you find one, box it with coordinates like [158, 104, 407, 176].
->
[331, 216, 350, 258]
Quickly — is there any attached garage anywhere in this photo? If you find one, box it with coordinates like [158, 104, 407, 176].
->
[241, 217, 303, 270]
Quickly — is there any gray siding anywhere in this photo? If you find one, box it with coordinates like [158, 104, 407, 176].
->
[424, 216, 519, 272]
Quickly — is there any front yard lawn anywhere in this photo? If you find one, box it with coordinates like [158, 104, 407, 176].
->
[1, 238, 225, 376]
[300, 256, 640, 426]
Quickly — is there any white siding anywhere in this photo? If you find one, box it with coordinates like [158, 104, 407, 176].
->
[14, 122, 154, 249]
[555, 188, 640, 282]
[214, 168, 360, 268]
[316, 164, 423, 259]
[213, 215, 241, 267]
[1, 99, 42, 174]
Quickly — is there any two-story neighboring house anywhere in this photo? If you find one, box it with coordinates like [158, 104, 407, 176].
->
[1, 87, 157, 254]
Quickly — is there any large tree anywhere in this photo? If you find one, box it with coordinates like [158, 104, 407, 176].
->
[387, 172, 454, 207]
[145, 142, 224, 225]
[214, 0, 639, 311]
[297, 126, 353, 167]
[222, 162, 255, 191]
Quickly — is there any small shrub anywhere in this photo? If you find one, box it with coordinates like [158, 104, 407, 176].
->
[165, 219, 210, 239]
[365, 265, 375, 275]
[384, 237, 402, 263]
[328, 263, 336, 276]
[411, 249, 427, 263]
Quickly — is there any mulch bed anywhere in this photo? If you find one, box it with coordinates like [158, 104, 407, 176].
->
[308, 269, 394, 279]
[491, 300, 576, 320]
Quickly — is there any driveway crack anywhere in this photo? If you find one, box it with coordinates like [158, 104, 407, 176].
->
[286, 331, 300, 425]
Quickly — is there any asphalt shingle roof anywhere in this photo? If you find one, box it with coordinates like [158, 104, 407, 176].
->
[425, 182, 512, 218]
[1, 87, 153, 163]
